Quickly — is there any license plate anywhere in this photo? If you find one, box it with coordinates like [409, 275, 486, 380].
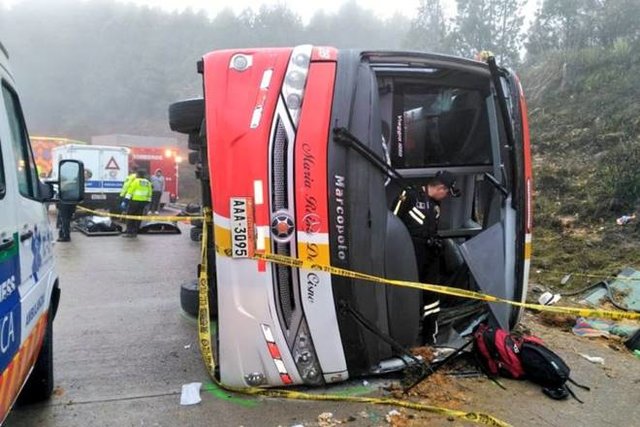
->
[230, 197, 255, 258]
[91, 194, 107, 200]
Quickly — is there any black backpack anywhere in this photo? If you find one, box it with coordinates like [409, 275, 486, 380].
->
[519, 340, 590, 402]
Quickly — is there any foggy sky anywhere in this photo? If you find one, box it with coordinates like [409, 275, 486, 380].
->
[3, 0, 441, 21]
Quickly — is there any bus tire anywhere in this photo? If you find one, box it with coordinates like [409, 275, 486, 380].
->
[18, 309, 54, 404]
[180, 280, 217, 319]
[168, 99, 204, 134]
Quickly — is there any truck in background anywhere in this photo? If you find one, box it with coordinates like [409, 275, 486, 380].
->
[92, 134, 182, 204]
[50, 144, 129, 211]
[30, 136, 88, 178]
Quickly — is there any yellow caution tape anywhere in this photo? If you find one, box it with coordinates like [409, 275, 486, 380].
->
[245, 251, 640, 321]
[196, 209, 512, 427]
[76, 205, 207, 223]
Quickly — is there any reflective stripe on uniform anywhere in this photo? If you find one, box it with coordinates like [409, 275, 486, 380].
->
[409, 210, 423, 225]
[411, 207, 425, 220]
[423, 301, 440, 310]
[393, 190, 406, 215]
[422, 307, 441, 319]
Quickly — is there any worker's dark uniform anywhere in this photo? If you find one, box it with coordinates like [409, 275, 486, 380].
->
[57, 202, 76, 242]
[393, 186, 442, 344]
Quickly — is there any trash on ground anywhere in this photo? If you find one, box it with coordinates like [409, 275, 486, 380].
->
[634, 350, 640, 359]
[538, 291, 561, 306]
[625, 328, 640, 351]
[561, 274, 572, 285]
[180, 382, 202, 405]
[579, 353, 605, 365]
[580, 267, 640, 312]
[384, 409, 402, 424]
[573, 317, 639, 339]
[616, 214, 635, 225]
[184, 344, 191, 349]
[317, 412, 336, 427]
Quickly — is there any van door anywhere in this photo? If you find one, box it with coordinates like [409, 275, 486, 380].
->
[0, 92, 22, 395]
[1, 82, 53, 369]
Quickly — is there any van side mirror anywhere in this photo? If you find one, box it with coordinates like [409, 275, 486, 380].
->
[58, 160, 85, 203]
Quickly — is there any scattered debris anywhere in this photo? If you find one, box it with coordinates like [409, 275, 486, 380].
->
[410, 346, 435, 363]
[317, 412, 335, 427]
[579, 353, 605, 365]
[625, 328, 640, 351]
[362, 380, 369, 386]
[561, 274, 573, 285]
[531, 284, 546, 293]
[616, 214, 635, 225]
[580, 268, 640, 312]
[538, 311, 575, 330]
[573, 317, 639, 338]
[538, 291, 561, 306]
[180, 382, 202, 406]
[386, 409, 410, 426]
[184, 344, 191, 349]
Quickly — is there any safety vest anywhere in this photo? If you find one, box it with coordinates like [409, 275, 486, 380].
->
[120, 173, 136, 197]
[126, 178, 152, 202]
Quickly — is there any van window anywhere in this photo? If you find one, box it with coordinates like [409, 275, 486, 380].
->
[2, 82, 39, 199]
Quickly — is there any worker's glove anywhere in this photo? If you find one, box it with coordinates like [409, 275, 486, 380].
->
[120, 200, 129, 211]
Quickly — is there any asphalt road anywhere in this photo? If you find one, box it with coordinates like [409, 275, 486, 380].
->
[5, 222, 387, 427]
[6, 218, 640, 426]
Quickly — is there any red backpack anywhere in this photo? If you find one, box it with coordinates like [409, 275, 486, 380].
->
[473, 323, 544, 379]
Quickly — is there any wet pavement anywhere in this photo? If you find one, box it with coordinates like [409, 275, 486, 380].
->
[6, 217, 640, 426]
[5, 222, 378, 426]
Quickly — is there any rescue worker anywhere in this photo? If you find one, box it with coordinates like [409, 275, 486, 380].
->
[56, 202, 76, 242]
[119, 165, 138, 213]
[122, 169, 152, 238]
[149, 168, 165, 214]
[392, 170, 460, 344]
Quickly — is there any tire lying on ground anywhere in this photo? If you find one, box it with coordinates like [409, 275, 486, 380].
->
[168, 98, 204, 134]
[180, 279, 217, 319]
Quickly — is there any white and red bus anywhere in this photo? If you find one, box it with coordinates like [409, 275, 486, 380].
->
[169, 46, 532, 388]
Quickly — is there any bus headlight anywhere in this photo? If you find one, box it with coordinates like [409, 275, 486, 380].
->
[292, 320, 323, 385]
[281, 45, 313, 127]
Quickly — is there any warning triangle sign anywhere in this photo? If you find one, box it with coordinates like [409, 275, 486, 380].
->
[105, 156, 120, 170]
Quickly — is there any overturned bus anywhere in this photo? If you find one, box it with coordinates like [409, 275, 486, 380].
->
[169, 45, 532, 388]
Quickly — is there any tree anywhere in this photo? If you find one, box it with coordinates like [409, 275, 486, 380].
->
[526, 0, 601, 56]
[405, 0, 450, 53]
[450, 0, 525, 65]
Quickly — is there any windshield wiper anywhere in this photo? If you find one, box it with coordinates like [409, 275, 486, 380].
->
[333, 127, 409, 187]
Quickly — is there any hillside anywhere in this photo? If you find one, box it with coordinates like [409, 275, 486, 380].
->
[521, 40, 640, 290]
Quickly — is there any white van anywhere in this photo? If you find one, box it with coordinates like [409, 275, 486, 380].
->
[0, 41, 84, 422]
[51, 144, 129, 211]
